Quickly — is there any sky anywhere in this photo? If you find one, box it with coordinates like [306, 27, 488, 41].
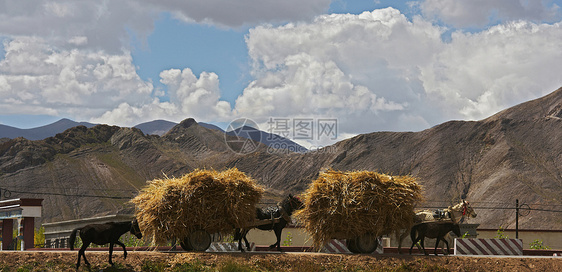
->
[0, 0, 561, 148]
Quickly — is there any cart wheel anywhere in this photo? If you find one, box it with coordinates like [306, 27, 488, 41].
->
[188, 229, 211, 251]
[180, 237, 193, 251]
[355, 233, 378, 254]
[346, 239, 360, 253]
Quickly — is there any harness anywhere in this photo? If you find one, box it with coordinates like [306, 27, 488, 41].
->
[131, 219, 141, 235]
[279, 206, 292, 222]
[271, 197, 299, 228]
[432, 209, 450, 220]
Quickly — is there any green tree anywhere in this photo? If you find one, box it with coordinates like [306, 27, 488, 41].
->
[34, 226, 45, 248]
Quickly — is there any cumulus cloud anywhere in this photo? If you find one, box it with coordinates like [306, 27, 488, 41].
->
[0, 0, 156, 53]
[92, 68, 232, 126]
[2, 2, 562, 146]
[144, 0, 331, 28]
[234, 7, 562, 138]
[236, 8, 443, 134]
[420, 20, 562, 120]
[418, 0, 561, 28]
[0, 0, 331, 53]
[0, 37, 153, 121]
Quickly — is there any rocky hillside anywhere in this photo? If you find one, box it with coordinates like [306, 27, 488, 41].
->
[0, 88, 560, 229]
[222, 88, 562, 229]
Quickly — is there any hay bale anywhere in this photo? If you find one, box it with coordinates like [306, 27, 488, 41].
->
[295, 170, 423, 249]
[130, 168, 263, 245]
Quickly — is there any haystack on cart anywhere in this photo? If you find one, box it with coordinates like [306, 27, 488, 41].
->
[296, 170, 423, 254]
[131, 168, 264, 251]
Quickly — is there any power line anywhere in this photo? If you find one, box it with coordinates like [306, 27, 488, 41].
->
[6, 189, 133, 200]
[3, 186, 138, 193]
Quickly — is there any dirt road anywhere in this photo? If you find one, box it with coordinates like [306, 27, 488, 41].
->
[1, 251, 561, 271]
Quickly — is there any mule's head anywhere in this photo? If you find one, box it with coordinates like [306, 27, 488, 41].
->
[463, 200, 477, 218]
[287, 194, 304, 211]
[131, 218, 143, 239]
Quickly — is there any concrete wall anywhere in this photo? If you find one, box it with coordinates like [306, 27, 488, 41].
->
[41, 216, 562, 251]
[245, 227, 313, 247]
[477, 229, 562, 250]
[245, 226, 562, 250]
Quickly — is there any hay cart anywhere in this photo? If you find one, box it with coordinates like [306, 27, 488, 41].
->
[298, 170, 422, 254]
[178, 217, 284, 251]
[344, 233, 381, 254]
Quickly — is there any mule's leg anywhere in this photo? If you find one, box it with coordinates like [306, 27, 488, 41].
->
[236, 229, 249, 252]
[243, 230, 251, 250]
[77, 242, 91, 269]
[420, 236, 428, 255]
[434, 236, 441, 256]
[409, 234, 421, 255]
[442, 233, 452, 255]
[271, 226, 283, 251]
[109, 242, 115, 266]
[442, 236, 450, 256]
[235, 229, 244, 252]
[115, 240, 127, 259]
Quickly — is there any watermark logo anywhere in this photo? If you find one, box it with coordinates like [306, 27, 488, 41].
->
[225, 117, 339, 154]
[224, 118, 262, 154]
[266, 117, 337, 141]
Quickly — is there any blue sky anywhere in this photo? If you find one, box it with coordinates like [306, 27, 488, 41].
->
[131, 14, 252, 104]
[0, 0, 561, 147]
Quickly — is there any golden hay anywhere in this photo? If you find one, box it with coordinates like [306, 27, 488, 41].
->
[295, 170, 423, 249]
[130, 168, 263, 245]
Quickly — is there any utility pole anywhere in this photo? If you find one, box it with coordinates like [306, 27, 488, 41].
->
[515, 199, 519, 239]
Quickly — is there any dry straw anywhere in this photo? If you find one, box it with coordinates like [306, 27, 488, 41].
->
[295, 169, 423, 249]
[130, 168, 263, 245]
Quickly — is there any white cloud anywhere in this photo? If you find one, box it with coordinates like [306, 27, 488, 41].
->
[1, 2, 562, 145]
[160, 68, 232, 119]
[144, 0, 331, 28]
[90, 100, 178, 127]
[236, 8, 443, 134]
[92, 68, 233, 126]
[420, 20, 562, 120]
[0, 37, 153, 121]
[234, 7, 562, 138]
[418, 0, 561, 28]
[0, 0, 156, 53]
[0, 0, 331, 53]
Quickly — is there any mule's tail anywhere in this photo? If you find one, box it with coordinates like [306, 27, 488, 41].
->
[69, 228, 79, 250]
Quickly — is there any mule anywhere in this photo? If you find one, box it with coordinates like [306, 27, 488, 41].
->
[235, 194, 303, 251]
[409, 221, 461, 256]
[415, 200, 477, 224]
[69, 219, 142, 269]
[396, 200, 476, 253]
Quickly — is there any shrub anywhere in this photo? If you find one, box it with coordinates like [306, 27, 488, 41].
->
[529, 239, 550, 250]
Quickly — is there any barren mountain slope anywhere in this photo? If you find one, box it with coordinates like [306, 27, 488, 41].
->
[263, 87, 562, 229]
[0, 88, 560, 230]
[224, 87, 562, 229]
[0, 120, 248, 223]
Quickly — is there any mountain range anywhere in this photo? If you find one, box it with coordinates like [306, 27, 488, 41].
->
[0, 118, 96, 141]
[0, 118, 305, 152]
[0, 87, 560, 230]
